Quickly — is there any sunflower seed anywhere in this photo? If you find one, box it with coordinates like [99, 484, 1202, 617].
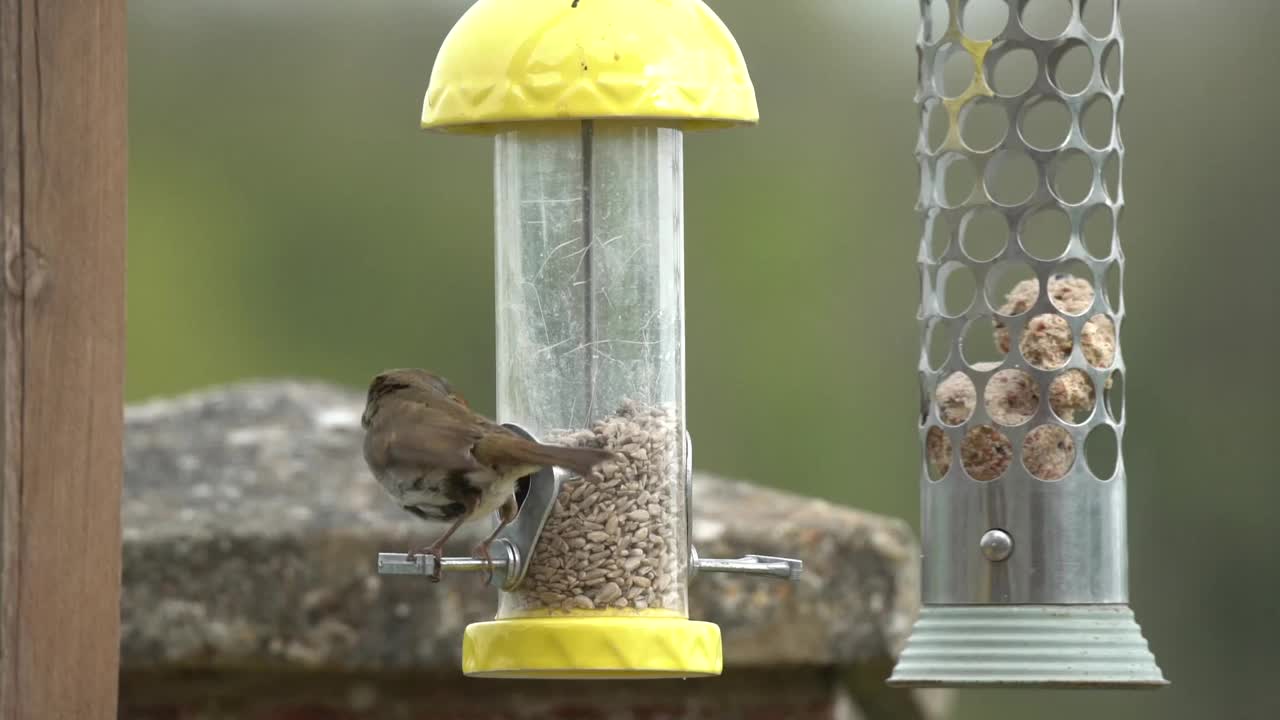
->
[501, 402, 685, 615]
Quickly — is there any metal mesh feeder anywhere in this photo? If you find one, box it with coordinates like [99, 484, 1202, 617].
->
[888, 0, 1166, 689]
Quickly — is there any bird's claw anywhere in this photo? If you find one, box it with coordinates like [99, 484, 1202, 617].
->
[472, 542, 495, 585]
[406, 546, 444, 582]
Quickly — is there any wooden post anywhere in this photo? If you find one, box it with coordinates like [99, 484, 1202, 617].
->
[0, 1, 127, 718]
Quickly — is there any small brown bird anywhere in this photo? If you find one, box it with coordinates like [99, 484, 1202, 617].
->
[360, 368, 613, 580]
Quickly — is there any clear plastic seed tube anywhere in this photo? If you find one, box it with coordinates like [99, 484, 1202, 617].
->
[494, 121, 688, 619]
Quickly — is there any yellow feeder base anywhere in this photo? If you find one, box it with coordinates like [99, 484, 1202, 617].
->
[462, 616, 723, 679]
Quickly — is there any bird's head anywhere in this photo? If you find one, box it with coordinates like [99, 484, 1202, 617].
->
[361, 368, 467, 427]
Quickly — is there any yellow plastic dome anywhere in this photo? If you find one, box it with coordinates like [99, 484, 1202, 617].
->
[422, 0, 758, 133]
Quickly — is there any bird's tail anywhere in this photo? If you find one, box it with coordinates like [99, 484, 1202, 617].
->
[479, 435, 616, 479]
[522, 442, 617, 479]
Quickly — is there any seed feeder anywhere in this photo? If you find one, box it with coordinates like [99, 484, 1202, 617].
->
[376, 0, 802, 679]
[888, 1, 1166, 688]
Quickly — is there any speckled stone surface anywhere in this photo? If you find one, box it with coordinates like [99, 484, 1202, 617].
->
[120, 382, 943, 719]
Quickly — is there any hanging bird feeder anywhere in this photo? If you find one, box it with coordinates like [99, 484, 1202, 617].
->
[376, 0, 801, 679]
[888, 0, 1165, 688]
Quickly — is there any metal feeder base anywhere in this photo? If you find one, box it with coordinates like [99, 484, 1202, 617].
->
[888, 604, 1168, 689]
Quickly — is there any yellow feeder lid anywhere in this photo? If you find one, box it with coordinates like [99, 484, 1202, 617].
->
[422, 0, 758, 133]
[463, 615, 723, 679]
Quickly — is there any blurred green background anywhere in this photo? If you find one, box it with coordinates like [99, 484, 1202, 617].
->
[129, 0, 1278, 718]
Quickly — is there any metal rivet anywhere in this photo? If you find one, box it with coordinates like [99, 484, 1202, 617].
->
[980, 529, 1013, 562]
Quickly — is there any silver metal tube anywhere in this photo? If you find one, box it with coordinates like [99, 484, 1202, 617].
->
[377, 553, 509, 576]
[692, 553, 803, 581]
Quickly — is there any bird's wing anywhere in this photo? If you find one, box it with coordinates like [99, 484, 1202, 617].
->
[365, 402, 485, 473]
